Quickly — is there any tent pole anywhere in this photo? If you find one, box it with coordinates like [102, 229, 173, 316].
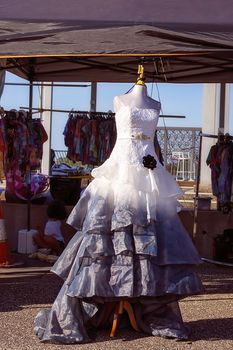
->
[192, 132, 203, 242]
[90, 82, 97, 112]
[219, 83, 225, 131]
[27, 79, 33, 232]
[40, 82, 53, 176]
[193, 132, 222, 242]
[29, 80, 33, 111]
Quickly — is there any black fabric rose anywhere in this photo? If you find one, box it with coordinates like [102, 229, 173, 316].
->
[143, 154, 157, 170]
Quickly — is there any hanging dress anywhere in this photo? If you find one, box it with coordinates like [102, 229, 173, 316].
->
[34, 104, 203, 343]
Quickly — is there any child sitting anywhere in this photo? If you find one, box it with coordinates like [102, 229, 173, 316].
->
[33, 200, 67, 256]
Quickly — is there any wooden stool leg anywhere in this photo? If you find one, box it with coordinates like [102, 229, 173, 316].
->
[110, 301, 140, 337]
[123, 301, 140, 332]
[110, 301, 123, 337]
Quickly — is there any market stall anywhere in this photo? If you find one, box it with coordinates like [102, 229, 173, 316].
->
[1, 1, 233, 345]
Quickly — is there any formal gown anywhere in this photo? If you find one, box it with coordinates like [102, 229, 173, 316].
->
[34, 104, 203, 344]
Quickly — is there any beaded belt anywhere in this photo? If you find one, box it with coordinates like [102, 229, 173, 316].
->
[131, 132, 151, 140]
[118, 132, 151, 140]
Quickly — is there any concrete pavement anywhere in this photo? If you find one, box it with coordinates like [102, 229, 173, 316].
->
[0, 254, 233, 350]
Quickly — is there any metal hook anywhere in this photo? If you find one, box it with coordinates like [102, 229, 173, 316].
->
[136, 57, 145, 85]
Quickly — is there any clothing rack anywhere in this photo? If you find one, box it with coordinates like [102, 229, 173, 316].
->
[68, 110, 116, 119]
[20, 106, 185, 119]
[193, 131, 233, 242]
[0, 107, 32, 120]
[0, 108, 47, 231]
[20, 107, 116, 118]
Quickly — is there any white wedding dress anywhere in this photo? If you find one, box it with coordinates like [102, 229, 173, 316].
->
[34, 96, 203, 344]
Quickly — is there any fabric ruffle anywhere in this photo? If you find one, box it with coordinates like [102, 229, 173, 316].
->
[59, 159, 202, 301]
[52, 218, 202, 300]
[54, 160, 202, 300]
[53, 218, 201, 280]
[66, 259, 202, 299]
[67, 168, 182, 234]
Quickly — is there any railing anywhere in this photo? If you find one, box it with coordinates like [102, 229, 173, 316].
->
[53, 150, 69, 164]
[157, 126, 201, 180]
[54, 126, 202, 180]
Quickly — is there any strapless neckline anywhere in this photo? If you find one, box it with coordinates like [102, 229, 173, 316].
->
[115, 104, 160, 114]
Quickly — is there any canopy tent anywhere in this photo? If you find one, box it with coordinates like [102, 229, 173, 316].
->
[0, 0, 233, 82]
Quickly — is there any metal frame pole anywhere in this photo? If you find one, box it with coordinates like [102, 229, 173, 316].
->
[4, 82, 90, 88]
[27, 79, 33, 231]
[90, 82, 97, 112]
[219, 83, 226, 131]
[192, 132, 203, 242]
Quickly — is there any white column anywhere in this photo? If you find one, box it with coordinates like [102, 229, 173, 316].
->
[200, 83, 230, 190]
[40, 83, 53, 175]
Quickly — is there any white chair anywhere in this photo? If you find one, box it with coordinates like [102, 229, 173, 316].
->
[171, 151, 193, 181]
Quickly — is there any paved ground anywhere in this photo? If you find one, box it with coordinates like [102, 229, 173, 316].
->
[0, 254, 233, 350]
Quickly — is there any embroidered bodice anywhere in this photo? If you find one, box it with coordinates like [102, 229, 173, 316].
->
[108, 105, 160, 165]
[115, 105, 159, 139]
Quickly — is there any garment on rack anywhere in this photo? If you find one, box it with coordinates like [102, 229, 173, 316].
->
[206, 134, 233, 212]
[0, 109, 48, 199]
[34, 102, 203, 344]
[63, 112, 116, 165]
[217, 138, 233, 211]
[206, 141, 222, 196]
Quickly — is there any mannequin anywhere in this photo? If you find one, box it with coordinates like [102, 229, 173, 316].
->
[114, 83, 161, 112]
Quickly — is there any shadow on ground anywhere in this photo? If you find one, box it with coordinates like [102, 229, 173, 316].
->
[187, 317, 233, 341]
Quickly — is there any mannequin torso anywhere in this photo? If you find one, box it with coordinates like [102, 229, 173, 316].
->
[113, 84, 161, 113]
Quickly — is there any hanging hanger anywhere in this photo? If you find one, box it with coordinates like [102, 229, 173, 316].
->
[125, 60, 146, 94]
[136, 63, 145, 85]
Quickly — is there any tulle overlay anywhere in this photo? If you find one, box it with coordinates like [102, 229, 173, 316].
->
[34, 105, 203, 343]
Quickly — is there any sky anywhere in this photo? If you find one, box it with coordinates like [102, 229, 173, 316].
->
[1, 72, 232, 150]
